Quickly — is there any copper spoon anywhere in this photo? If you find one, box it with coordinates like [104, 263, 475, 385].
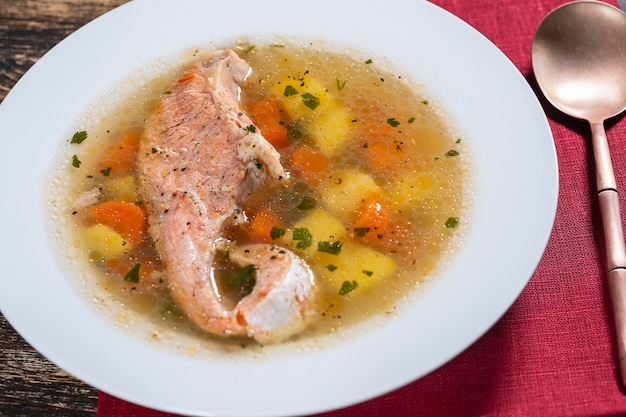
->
[532, 0, 626, 386]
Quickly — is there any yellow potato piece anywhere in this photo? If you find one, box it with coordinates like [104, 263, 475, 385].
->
[387, 173, 436, 209]
[280, 209, 396, 294]
[282, 209, 346, 256]
[271, 72, 353, 156]
[103, 175, 137, 202]
[313, 240, 396, 292]
[81, 223, 130, 260]
[320, 169, 382, 220]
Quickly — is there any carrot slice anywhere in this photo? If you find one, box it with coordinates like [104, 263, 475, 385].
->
[105, 257, 156, 285]
[88, 200, 147, 246]
[247, 98, 291, 149]
[290, 146, 329, 185]
[245, 209, 283, 243]
[350, 193, 392, 246]
[361, 120, 406, 171]
[97, 130, 141, 178]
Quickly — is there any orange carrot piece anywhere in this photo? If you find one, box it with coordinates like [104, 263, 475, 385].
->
[105, 257, 156, 285]
[88, 200, 147, 246]
[350, 193, 392, 246]
[246, 209, 283, 243]
[247, 98, 291, 149]
[290, 146, 329, 185]
[361, 120, 406, 171]
[97, 130, 141, 177]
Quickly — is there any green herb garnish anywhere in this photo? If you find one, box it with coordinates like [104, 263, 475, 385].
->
[339, 280, 359, 295]
[326, 264, 338, 272]
[297, 197, 316, 210]
[284, 85, 299, 97]
[124, 263, 141, 283]
[407, 117, 416, 124]
[70, 131, 88, 144]
[317, 241, 342, 255]
[244, 125, 256, 133]
[293, 227, 313, 249]
[336, 78, 346, 91]
[445, 149, 459, 157]
[270, 227, 285, 240]
[301, 92, 320, 110]
[387, 118, 400, 128]
[223, 264, 257, 296]
[100, 167, 112, 177]
[353, 227, 370, 237]
[365, 58, 373, 64]
[362, 270, 374, 277]
[445, 217, 459, 228]
[71, 155, 81, 168]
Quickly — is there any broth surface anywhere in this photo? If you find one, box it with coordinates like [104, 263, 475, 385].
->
[57, 42, 470, 349]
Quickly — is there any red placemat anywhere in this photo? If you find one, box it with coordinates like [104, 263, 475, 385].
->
[99, 0, 626, 415]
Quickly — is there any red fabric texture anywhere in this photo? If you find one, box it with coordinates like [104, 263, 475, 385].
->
[99, 0, 626, 415]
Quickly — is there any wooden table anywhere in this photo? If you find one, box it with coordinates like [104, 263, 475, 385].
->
[0, 2, 129, 415]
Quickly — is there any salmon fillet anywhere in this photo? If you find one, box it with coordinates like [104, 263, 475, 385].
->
[137, 50, 315, 343]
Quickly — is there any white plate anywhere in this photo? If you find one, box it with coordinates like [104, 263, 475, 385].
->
[0, 0, 557, 416]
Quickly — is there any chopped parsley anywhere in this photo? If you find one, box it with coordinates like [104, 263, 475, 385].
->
[223, 264, 257, 297]
[301, 92, 320, 110]
[445, 149, 459, 157]
[293, 227, 313, 249]
[71, 155, 81, 168]
[339, 280, 359, 295]
[244, 125, 256, 133]
[100, 167, 112, 177]
[336, 78, 346, 91]
[365, 58, 373, 64]
[70, 131, 88, 144]
[407, 117, 416, 124]
[445, 217, 459, 228]
[317, 241, 342, 255]
[270, 227, 285, 240]
[151, 147, 158, 154]
[297, 197, 316, 210]
[283, 85, 299, 97]
[326, 264, 338, 272]
[362, 270, 374, 277]
[387, 118, 400, 127]
[123, 263, 141, 283]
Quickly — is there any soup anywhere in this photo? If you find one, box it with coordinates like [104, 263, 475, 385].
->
[60, 42, 469, 346]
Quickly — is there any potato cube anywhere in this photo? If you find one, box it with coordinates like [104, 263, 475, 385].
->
[103, 175, 138, 202]
[271, 72, 353, 155]
[81, 223, 130, 260]
[313, 240, 396, 292]
[320, 169, 383, 220]
[387, 173, 436, 209]
[282, 209, 347, 256]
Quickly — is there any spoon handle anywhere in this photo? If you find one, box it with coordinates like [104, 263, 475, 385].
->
[591, 121, 626, 386]
[592, 122, 626, 269]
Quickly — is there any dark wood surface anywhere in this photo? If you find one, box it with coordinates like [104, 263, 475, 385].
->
[0, 2, 129, 415]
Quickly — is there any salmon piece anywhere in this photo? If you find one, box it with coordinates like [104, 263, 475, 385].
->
[137, 50, 315, 343]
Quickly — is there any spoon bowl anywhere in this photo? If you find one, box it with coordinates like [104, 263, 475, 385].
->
[532, 1, 626, 123]
[532, 0, 626, 388]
